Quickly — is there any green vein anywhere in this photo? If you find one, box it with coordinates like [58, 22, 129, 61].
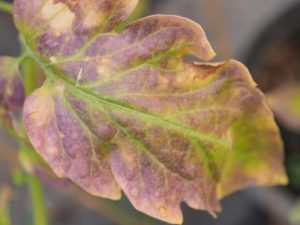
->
[81, 47, 181, 89]
[97, 100, 188, 177]
[48, 25, 185, 66]
[68, 83, 228, 147]
[61, 93, 101, 163]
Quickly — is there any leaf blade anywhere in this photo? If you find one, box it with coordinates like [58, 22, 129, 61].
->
[16, 0, 287, 223]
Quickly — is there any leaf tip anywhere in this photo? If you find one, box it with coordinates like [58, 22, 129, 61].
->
[207, 48, 217, 61]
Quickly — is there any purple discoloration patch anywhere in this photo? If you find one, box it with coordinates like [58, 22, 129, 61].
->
[23, 83, 121, 200]
[14, 0, 139, 57]
[110, 135, 220, 224]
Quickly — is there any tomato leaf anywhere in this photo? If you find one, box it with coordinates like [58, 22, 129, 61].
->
[14, 0, 287, 223]
[0, 57, 24, 112]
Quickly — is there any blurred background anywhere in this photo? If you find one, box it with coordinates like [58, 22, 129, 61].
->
[1, 0, 300, 225]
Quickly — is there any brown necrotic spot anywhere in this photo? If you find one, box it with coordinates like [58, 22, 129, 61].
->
[54, 0, 79, 11]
